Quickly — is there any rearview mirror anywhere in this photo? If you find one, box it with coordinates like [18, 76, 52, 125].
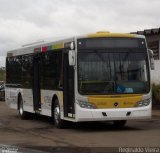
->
[69, 50, 75, 66]
[148, 49, 154, 70]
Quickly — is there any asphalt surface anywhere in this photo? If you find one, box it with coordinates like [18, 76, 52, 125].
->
[0, 101, 160, 153]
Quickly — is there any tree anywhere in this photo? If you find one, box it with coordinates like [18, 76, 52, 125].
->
[0, 67, 6, 82]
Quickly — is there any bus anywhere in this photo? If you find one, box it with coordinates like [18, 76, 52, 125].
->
[5, 31, 154, 128]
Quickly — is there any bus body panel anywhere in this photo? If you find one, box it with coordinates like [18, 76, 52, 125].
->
[5, 86, 20, 109]
[5, 87, 64, 117]
[87, 95, 143, 109]
[40, 90, 63, 117]
[75, 92, 152, 122]
[75, 103, 151, 122]
[22, 88, 34, 111]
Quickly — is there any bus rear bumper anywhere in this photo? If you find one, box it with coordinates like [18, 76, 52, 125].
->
[75, 104, 151, 122]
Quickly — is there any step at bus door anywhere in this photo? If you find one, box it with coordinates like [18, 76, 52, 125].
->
[33, 54, 41, 112]
[63, 51, 75, 118]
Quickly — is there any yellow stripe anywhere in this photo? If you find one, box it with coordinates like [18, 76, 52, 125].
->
[87, 32, 136, 38]
[58, 92, 63, 107]
[52, 43, 64, 50]
[88, 94, 142, 109]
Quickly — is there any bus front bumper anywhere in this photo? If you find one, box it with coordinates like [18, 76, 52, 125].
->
[75, 104, 151, 122]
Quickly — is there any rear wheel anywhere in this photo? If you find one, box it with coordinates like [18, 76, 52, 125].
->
[18, 96, 28, 119]
[53, 99, 66, 128]
[113, 120, 127, 127]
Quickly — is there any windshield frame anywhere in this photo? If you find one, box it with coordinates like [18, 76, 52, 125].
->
[77, 48, 150, 95]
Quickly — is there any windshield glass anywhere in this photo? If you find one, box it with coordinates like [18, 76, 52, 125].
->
[78, 50, 150, 95]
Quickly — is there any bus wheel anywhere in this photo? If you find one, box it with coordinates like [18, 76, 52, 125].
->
[113, 120, 127, 127]
[18, 96, 28, 119]
[53, 99, 65, 128]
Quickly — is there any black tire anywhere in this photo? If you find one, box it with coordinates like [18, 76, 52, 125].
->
[18, 96, 28, 120]
[113, 120, 127, 127]
[53, 99, 66, 128]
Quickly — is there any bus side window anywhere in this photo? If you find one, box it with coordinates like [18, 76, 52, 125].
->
[22, 55, 33, 88]
[41, 50, 62, 90]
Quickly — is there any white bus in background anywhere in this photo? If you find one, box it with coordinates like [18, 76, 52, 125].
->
[5, 31, 154, 128]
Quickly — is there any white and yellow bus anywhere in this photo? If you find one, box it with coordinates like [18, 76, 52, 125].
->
[5, 31, 154, 128]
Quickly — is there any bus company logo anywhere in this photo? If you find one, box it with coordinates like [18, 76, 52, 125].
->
[44, 96, 51, 104]
[114, 102, 119, 107]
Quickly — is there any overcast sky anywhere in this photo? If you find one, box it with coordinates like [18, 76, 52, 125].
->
[0, 0, 160, 67]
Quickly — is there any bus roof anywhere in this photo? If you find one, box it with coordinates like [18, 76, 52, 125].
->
[7, 31, 145, 57]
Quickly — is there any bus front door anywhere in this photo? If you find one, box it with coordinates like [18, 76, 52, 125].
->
[63, 51, 75, 118]
[33, 54, 41, 112]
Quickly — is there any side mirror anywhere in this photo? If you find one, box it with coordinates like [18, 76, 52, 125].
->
[148, 49, 154, 70]
[69, 50, 75, 66]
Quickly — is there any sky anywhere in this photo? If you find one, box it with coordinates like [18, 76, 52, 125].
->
[0, 0, 160, 67]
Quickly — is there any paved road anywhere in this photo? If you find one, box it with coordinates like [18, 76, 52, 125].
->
[0, 102, 160, 153]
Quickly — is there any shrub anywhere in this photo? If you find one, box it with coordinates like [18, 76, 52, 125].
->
[0, 69, 6, 82]
[152, 84, 160, 105]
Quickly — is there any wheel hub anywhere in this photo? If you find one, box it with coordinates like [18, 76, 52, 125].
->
[19, 103, 23, 115]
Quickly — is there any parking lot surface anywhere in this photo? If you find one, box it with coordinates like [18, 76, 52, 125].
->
[0, 102, 160, 152]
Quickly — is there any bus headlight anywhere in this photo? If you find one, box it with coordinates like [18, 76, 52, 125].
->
[135, 98, 151, 107]
[77, 101, 97, 109]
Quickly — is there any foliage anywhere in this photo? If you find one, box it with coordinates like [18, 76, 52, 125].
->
[0, 68, 6, 82]
[152, 84, 160, 105]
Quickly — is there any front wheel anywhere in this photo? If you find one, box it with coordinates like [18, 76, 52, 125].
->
[113, 120, 127, 127]
[53, 99, 66, 128]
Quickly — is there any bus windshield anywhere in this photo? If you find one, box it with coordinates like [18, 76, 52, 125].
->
[78, 50, 150, 95]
